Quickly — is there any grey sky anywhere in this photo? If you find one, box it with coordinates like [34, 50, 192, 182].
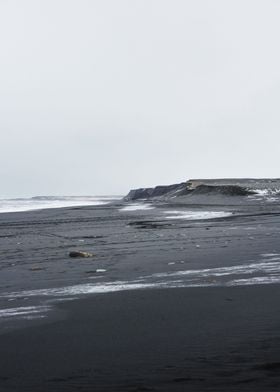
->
[1, 0, 280, 197]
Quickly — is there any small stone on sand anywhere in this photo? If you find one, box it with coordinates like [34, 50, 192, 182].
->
[69, 251, 94, 258]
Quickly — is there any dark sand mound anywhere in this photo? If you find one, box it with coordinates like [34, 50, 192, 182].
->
[187, 184, 255, 196]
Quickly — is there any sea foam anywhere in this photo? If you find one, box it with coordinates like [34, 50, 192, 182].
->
[119, 203, 154, 212]
[0, 196, 119, 214]
[2, 255, 280, 301]
[163, 210, 232, 220]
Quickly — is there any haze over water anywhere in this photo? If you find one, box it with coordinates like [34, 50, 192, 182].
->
[0, 196, 120, 214]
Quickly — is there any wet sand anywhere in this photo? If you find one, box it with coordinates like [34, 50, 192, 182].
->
[0, 197, 280, 391]
[1, 285, 280, 391]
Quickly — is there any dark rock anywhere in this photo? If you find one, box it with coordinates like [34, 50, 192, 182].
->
[69, 251, 94, 258]
[124, 188, 154, 201]
[128, 221, 171, 229]
[124, 183, 186, 201]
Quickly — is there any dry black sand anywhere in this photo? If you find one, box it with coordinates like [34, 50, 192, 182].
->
[1, 195, 280, 391]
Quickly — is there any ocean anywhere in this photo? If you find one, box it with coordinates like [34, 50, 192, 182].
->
[0, 196, 121, 214]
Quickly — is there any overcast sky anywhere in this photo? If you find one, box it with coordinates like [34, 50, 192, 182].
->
[1, 0, 280, 197]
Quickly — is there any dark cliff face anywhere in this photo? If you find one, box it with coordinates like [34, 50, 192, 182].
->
[187, 184, 256, 196]
[124, 183, 186, 201]
[124, 178, 280, 201]
[124, 188, 154, 201]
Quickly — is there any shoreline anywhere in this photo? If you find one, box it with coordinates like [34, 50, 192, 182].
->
[1, 196, 280, 390]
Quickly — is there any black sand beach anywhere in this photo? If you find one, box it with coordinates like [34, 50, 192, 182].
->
[1, 285, 280, 391]
[1, 181, 280, 391]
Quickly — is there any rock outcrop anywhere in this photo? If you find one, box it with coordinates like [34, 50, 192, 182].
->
[124, 183, 186, 201]
[69, 251, 94, 258]
[124, 179, 262, 201]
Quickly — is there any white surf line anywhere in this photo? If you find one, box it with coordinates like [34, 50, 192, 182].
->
[1, 282, 181, 299]
[0, 305, 51, 319]
[148, 260, 280, 279]
[0, 197, 115, 214]
[163, 210, 233, 220]
[228, 276, 280, 286]
[1, 256, 280, 302]
[261, 253, 280, 258]
[119, 203, 154, 212]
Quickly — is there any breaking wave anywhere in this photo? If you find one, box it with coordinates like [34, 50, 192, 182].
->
[0, 196, 120, 214]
